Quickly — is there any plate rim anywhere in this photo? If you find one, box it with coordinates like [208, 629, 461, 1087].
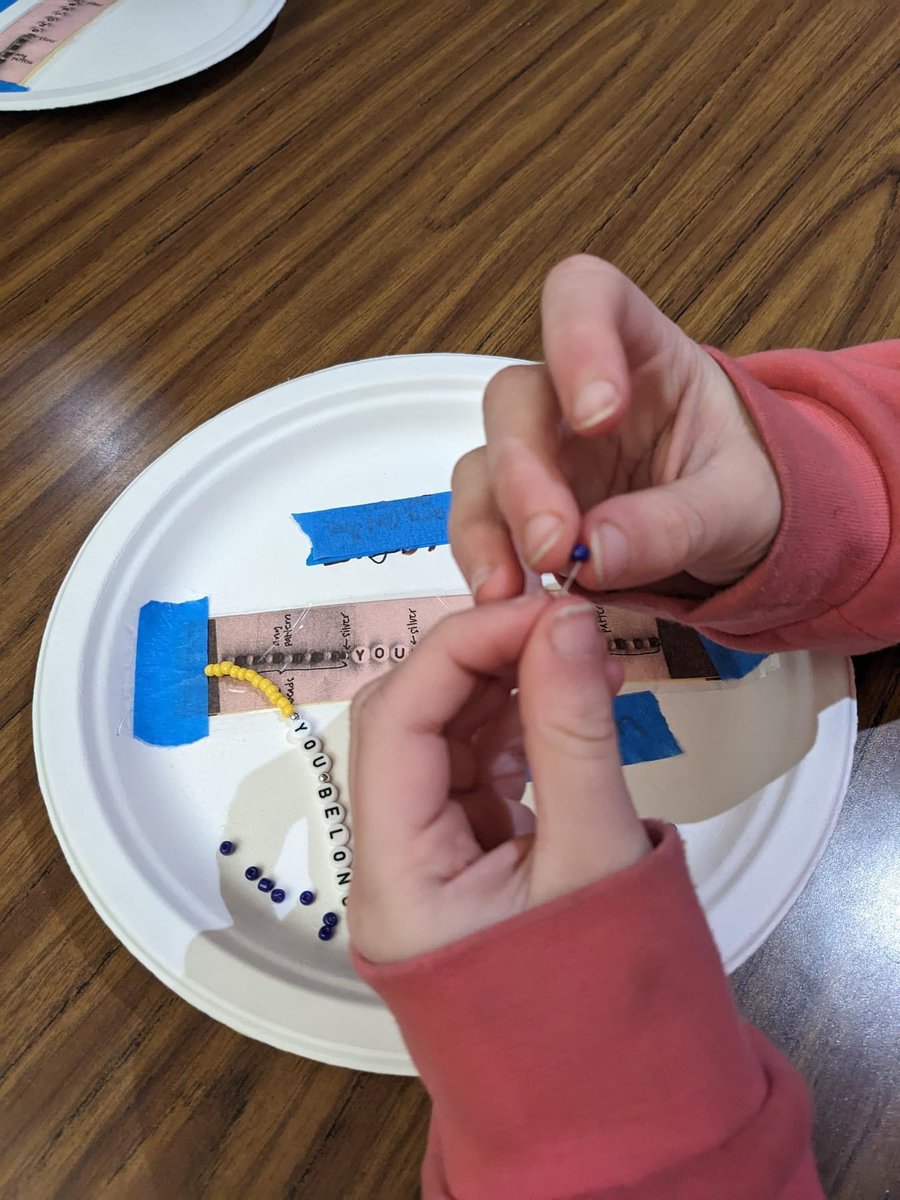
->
[0, 0, 286, 111]
[32, 353, 857, 1073]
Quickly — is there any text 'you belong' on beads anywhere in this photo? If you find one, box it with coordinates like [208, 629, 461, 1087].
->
[290, 714, 352, 908]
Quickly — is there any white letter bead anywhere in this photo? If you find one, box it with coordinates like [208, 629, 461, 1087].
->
[371, 644, 387, 662]
[322, 802, 346, 823]
[335, 867, 352, 889]
[330, 844, 353, 868]
[310, 751, 331, 773]
[301, 736, 322, 755]
[326, 823, 350, 847]
[317, 783, 340, 805]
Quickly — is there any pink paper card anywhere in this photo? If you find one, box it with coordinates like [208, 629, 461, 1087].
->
[0, 0, 118, 85]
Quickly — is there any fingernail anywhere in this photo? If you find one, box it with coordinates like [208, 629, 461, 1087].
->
[590, 523, 629, 585]
[550, 603, 600, 659]
[524, 513, 563, 566]
[572, 381, 618, 431]
[469, 566, 495, 597]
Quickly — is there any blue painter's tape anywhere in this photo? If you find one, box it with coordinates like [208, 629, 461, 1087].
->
[0, 81, 28, 92]
[293, 491, 452, 565]
[134, 598, 210, 747]
[525, 690, 682, 778]
[614, 691, 683, 767]
[0, 0, 23, 12]
[698, 635, 767, 681]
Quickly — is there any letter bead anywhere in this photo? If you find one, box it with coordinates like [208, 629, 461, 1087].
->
[327, 823, 350, 847]
[330, 844, 353, 868]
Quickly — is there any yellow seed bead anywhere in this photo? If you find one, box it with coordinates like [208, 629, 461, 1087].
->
[204, 664, 214, 677]
[221, 661, 235, 675]
[212, 664, 223, 677]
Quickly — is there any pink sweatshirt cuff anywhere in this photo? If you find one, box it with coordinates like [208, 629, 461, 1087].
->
[354, 824, 814, 1198]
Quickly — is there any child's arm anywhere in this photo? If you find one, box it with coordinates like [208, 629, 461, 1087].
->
[637, 342, 899, 653]
[449, 256, 899, 655]
[349, 597, 824, 1200]
[357, 823, 821, 1200]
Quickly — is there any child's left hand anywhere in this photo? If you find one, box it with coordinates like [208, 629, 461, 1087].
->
[348, 591, 650, 964]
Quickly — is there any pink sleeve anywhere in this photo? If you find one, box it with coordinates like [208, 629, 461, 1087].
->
[617, 342, 900, 653]
[354, 824, 823, 1200]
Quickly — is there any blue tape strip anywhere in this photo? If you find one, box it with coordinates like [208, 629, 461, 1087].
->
[134, 598, 210, 747]
[698, 635, 767, 681]
[525, 690, 682, 778]
[0, 82, 28, 92]
[293, 491, 452, 565]
[614, 691, 683, 767]
[0, 0, 23, 12]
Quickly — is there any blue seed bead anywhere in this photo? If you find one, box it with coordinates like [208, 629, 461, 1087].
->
[244, 865, 261, 881]
[322, 911, 339, 928]
[257, 877, 274, 893]
[317, 925, 334, 941]
[271, 888, 286, 903]
[219, 840, 235, 856]
[570, 543, 590, 563]
[299, 890, 315, 906]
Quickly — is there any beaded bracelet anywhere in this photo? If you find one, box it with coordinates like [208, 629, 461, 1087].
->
[205, 661, 352, 909]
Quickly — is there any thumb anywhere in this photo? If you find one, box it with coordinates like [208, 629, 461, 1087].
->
[518, 598, 649, 895]
[581, 445, 775, 590]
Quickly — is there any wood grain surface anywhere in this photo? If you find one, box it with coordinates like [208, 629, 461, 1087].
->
[1, 2, 898, 1197]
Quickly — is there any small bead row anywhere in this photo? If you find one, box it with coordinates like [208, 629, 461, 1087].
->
[219, 844, 340, 936]
[205, 661, 294, 718]
[208, 663, 352, 915]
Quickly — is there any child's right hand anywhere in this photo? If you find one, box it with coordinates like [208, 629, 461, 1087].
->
[449, 255, 782, 602]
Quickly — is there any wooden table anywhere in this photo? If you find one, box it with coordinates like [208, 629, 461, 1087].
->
[2, 3, 898, 1196]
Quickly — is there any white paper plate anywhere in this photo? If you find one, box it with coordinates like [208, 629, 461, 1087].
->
[0, 0, 284, 110]
[33, 354, 856, 1074]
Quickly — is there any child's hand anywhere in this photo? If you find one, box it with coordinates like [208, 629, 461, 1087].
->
[347, 592, 649, 964]
[450, 256, 781, 600]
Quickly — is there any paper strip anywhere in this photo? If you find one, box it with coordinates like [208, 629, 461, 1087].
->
[697, 635, 767, 681]
[614, 691, 683, 767]
[293, 491, 452, 565]
[133, 598, 210, 747]
[0, 0, 119, 86]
